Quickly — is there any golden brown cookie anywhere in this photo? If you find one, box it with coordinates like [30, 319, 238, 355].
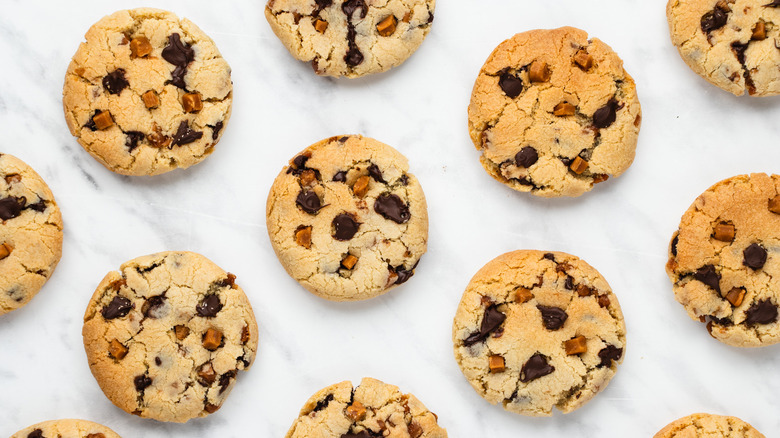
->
[9, 419, 122, 438]
[655, 413, 765, 437]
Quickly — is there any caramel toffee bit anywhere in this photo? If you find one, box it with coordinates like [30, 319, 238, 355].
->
[528, 60, 551, 83]
[182, 93, 203, 113]
[573, 49, 593, 70]
[352, 175, 370, 198]
[712, 222, 735, 241]
[346, 401, 367, 421]
[0, 242, 12, 260]
[553, 102, 576, 116]
[314, 18, 328, 33]
[569, 156, 588, 174]
[564, 336, 587, 355]
[130, 36, 152, 58]
[725, 287, 746, 307]
[91, 111, 114, 130]
[488, 354, 505, 373]
[376, 15, 397, 37]
[202, 328, 223, 350]
[174, 324, 190, 340]
[769, 195, 780, 214]
[341, 254, 358, 270]
[295, 226, 313, 248]
[109, 339, 128, 360]
[515, 287, 534, 303]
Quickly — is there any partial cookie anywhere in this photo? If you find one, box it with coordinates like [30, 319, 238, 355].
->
[452, 250, 626, 416]
[265, 0, 435, 78]
[285, 377, 447, 438]
[667, 173, 780, 347]
[0, 154, 63, 316]
[10, 419, 122, 438]
[655, 413, 765, 437]
[82, 251, 258, 423]
[467, 27, 641, 198]
[667, 0, 780, 96]
[63, 8, 232, 176]
[266, 135, 428, 301]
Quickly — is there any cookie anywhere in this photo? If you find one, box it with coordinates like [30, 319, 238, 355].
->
[667, 0, 780, 96]
[266, 135, 428, 301]
[655, 413, 766, 437]
[63, 8, 232, 176]
[82, 251, 258, 423]
[285, 377, 447, 438]
[0, 154, 63, 316]
[467, 27, 641, 198]
[666, 173, 780, 347]
[265, 0, 435, 78]
[452, 250, 626, 416]
[10, 419, 122, 438]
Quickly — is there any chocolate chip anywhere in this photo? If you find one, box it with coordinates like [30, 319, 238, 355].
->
[701, 6, 729, 33]
[84, 110, 100, 131]
[537, 305, 568, 330]
[731, 41, 749, 64]
[172, 121, 203, 146]
[162, 33, 194, 67]
[333, 171, 347, 182]
[745, 299, 778, 325]
[155, 357, 162, 366]
[543, 253, 556, 262]
[374, 193, 410, 224]
[0, 196, 25, 220]
[344, 24, 363, 67]
[464, 305, 506, 346]
[564, 276, 574, 290]
[368, 164, 386, 183]
[515, 146, 538, 168]
[296, 190, 323, 214]
[597, 344, 623, 367]
[101, 296, 132, 319]
[197, 294, 223, 317]
[391, 265, 415, 284]
[694, 264, 721, 293]
[766, 0, 780, 6]
[499, 70, 523, 98]
[212, 121, 224, 140]
[293, 154, 309, 170]
[671, 234, 679, 256]
[102, 69, 129, 95]
[27, 430, 44, 438]
[341, 432, 373, 438]
[142, 295, 166, 318]
[333, 213, 360, 240]
[218, 370, 236, 394]
[314, 0, 333, 12]
[134, 374, 152, 391]
[519, 353, 554, 382]
[593, 99, 620, 129]
[125, 131, 145, 151]
[398, 174, 409, 185]
[743, 243, 767, 270]
[313, 393, 334, 412]
[342, 0, 367, 18]
[27, 200, 46, 212]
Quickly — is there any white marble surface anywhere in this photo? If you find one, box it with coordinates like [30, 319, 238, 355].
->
[2, 0, 780, 436]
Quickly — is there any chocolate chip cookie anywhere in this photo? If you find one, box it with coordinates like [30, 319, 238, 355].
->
[667, 0, 780, 96]
[667, 173, 780, 347]
[467, 27, 641, 198]
[285, 378, 447, 438]
[452, 250, 626, 416]
[0, 154, 63, 316]
[265, 0, 435, 78]
[10, 419, 122, 438]
[63, 8, 232, 176]
[266, 135, 428, 301]
[82, 251, 258, 423]
[655, 413, 766, 437]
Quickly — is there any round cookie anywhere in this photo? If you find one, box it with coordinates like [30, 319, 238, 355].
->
[0, 153, 63, 316]
[666, 173, 780, 347]
[655, 413, 766, 437]
[266, 135, 428, 301]
[667, 0, 780, 96]
[63, 8, 232, 176]
[82, 251, 258, 423]
[467, 27, 642, 198]
[452, 250, 626, 416]
[265, 0, 435, 78]
[285, 377, 447, 438]
[10, 419, 122, 438]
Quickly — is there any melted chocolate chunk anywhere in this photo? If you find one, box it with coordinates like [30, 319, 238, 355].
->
[142, 295, 166, 318]
[102, 69, 129, 95]
[694, 264, 721, 293]
[671, 234, 679, 256]
[313, 393, 334, 412]
[0, 196, 26, 220]
[314, 0, 333, 12]
[464, 305, 506, 346]
[172, 121, 203, 146]
[520, 353, 554, 382]
[197, 294, 223, 317]
[218, 370, 236, 394]
[731, 41, 749, 64]
[745, 299, 778, 325]
[593, 99, 620, 129]
[342, 0, 367, 18]
[162, 34, 195, 89]
[564, 276, 574, 290]
[743, 243, 767, 270]
[293, 154, 309, 169]
[543, 253, 556, 262]
[367, 163, 386, 183]
[766, 0, 780, 6]
[170, 65, 188, 89]
[333, 171, 347, 182]
[701, 5, 729, 33]
[498, 70, 523, 98]
[125, 131, 145, 151]
[212, 121, 224, 140]
[27, 430, 44, 438]
[398, 174, 409, 185]
[27, 200, 46, 212]
[374, 193, 410, 224]
[344, 25, 363, 67]
[515, 146, 538, 168]
[134, 374, 153, 391]
[391, 265, 415, 284]
[333, 213, 360, 240]
[341, 432, 374, 438]
[101, 296, 132, 319]
[296, 190, 323, 214]
[597, 345, 623, 368]
[537, 305, 568, 330]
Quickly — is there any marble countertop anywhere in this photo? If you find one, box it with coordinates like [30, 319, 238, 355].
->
[2, 0, 780, 437]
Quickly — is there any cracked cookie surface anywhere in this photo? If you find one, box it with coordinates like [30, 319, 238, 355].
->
[266, 135, 428, 301]
[82, 251, 258, 423]
[63, 8, 232, 176]
[265, 0, 435, 78]
[10, 419, 122, 438]
[667, 173, 780, 347]
[452, 250, 626, 416]
[667, 0, 780, 96]
[285, 377, 447, 438]
[467, 27, 641, 198]
[655, 413, 765, 437]
[0, 154, 63, 316]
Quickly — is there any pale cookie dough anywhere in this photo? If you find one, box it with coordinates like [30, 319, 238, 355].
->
[667, 0, 780, 96]
[266, 135, 428, 301]
[285, 377, 447, 438]
[82, 251, 258, 423]
[0, 154, 63, 316]
[265, 0, 435, 78]
[655, 413, 766, 437]
[467, 27, 642, 198]
[10, 419, 122, 438]
[452, 250, 626, 416]
[667, 173, 780, 347]
[63, 8, 232, 176]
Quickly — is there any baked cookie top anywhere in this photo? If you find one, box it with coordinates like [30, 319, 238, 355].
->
[654, 413, 765, 437]
[82, 251, 258, 423]
[667, 173, 780, 347]
[452, 250, 626, 416]
[265, 0, 435, 78]
[0, 153, 63, 316]
[285, 377, 447, 438]
[63, 8, 232, 176]
[467, 27, 641, 198]
[667, 0, 780, 96]
[10, 419, 122, 438]
[266, 135, 428, 301]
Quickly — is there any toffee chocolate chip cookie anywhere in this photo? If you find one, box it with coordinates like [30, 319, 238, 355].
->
[667, 0, 780, 96]
[10, 419, 122, 438]
[265, 0, 435, 78]
[266, 135, 428, 301]
[0, 154, 63, 316]
[63, 8, 232, 176]
[667, 173, 780, 347]
[452, 250, 626, 416]
[82, 251, 258, 423]
[468, 27, 641, 198]
[285, 377, 447, 438]
[655, 413, 766, 437]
